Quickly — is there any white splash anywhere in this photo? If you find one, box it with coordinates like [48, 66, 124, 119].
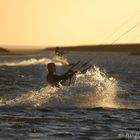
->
[0, 66, 122, 108]
[0, 57, 69, 66]
[52, 55, 69, 65]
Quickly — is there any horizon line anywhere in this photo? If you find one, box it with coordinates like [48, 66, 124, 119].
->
[1, 43, 140, 47]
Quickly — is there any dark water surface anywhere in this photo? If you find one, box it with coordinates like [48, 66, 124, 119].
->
[0, 52, 140, 140]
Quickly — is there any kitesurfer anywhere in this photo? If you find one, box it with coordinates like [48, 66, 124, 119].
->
[47, 63, 74, 87]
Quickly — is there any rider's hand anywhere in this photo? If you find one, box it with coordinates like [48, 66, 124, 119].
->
[66, 70, 74, 77]
[68, 70, 73, 74]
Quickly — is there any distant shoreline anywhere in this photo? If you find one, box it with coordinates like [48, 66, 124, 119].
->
[0, 49, 42, 56]
[0, 44, 140, 56]
[43, 44, 140, 56]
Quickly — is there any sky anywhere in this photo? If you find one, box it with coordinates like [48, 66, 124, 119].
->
[0, 0, 140, 49]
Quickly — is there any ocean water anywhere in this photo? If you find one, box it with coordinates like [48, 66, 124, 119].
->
[0, 52, 140, 140]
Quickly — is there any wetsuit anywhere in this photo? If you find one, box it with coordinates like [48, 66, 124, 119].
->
[47, 72, 73, 87]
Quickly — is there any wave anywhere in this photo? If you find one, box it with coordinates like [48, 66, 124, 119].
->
[0, 56, 69, 66]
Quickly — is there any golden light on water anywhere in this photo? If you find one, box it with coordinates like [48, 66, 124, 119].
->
[0, 0, 140, 49]
[0, 63, 138, 109]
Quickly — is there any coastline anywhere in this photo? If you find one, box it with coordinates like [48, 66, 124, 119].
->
[0, 44, 140, 56]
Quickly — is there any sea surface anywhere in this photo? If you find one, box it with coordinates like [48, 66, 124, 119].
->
[0, 52, 140, 140]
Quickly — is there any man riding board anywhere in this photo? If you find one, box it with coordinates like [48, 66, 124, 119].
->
[47, 63, 74, 87]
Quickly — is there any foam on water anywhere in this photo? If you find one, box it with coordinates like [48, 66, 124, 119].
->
[0, 53, 139, 109]
[1, 65, 132, 109]
[0, 56, 69, 66]
[52, 56, 69, 65]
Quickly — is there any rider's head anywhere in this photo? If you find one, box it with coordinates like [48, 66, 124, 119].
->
[47, 63, 56, 72]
